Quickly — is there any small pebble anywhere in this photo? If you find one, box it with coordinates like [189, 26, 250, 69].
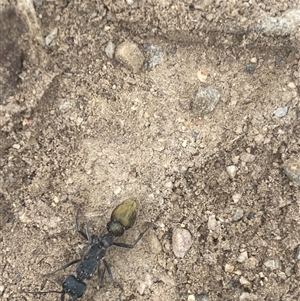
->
[245, 256, 258, 270]
[237, 251, 248, 263]
[225, 263, 235, 273]
[226, 165, 237, 179]
[53, 196, 59, 203]
[285, 266, 293, 277]
[191, 86, 220, 115]
[18, 210, 32, 224]
[144, 44, 164, 70]
[250, 57, 257, 64]
[295, 245, 300, 260]
[274, 106, 289, 118]
[195, 293, 209, 301]
[164, 181, 173, 189]
[115, 41, 144, 73]
[113, 186, 122, 195]
[245, 65, 256, 73]
[59, 102, 72, 111]
[188, 295, 195, 301]
[45, 28, 58, 46]
[126, 0, 133, 4]
[207, 215, 217, 231]
[264, 259, 281, 270]
[283, 158, 300, 186]
[239, 292, 258, 300]
[232, 193, 242, 203]
[232, 208, 244, 222]
[247, 212, 255, 220]
[146, 231, 162, 254]
[197, 70, 208, 83]
[275, 55, 282, 65]
[136, 273, 152, 295]
[287, 82, 296, 89]
[105, 41, 116, 59]
[240, 152, 255, 163]
[12, 144, 20, 149]
[206, 13, 213, 21]
[254, 134, 264, 144]
[239, 276, 250, 287]
[172, 228, 192, 258]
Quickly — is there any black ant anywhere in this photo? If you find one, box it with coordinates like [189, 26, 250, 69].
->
[25, 198, 148, 301]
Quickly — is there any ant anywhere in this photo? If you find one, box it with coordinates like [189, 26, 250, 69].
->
[25, 198, 148, 301]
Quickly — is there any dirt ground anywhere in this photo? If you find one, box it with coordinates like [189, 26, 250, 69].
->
[1, 1, 300, 301]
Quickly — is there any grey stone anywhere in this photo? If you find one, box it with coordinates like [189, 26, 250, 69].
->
[45, 28, 58, 46]
[274, 106, 289, 118]
[191, 86, 221, 115]
[233, 208, 244, 222]
[144, 44, 164, 70]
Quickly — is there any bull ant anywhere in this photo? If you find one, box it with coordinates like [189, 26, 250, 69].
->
[25, 198, 147, 300]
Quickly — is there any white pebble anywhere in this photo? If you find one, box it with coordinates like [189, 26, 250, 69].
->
[188, 295, 196, 301]
[239, 292, 258, 300]
[207, 215, 217, 231]
[287, 82, 296, 89]
[226, 165, 237, 178]
[164, 181, 173, 189]
[105, 41, 116, 59]
[225, 263, 235, 273]
[232, 193, 242, 203]
[172, 228, 192, 258]
[12, 144, 20, 149]
[113, 186, 122, 195]
[264, 259, 281, 270]
[240, 276, 250, 286]
[237, 251, 248, 263]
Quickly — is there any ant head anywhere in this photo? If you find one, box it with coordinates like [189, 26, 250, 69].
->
[107, 220, 125, 237]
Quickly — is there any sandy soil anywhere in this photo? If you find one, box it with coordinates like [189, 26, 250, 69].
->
[0, 1, 300, 301]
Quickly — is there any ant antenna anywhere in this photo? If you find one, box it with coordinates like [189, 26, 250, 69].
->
[23, 289, 63, 295]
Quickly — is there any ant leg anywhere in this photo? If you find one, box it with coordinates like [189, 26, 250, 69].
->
[76, 219, 94, 244]
[97, 261, 113, 286]
[98, 266, 105, 286]
[85, 224, 92, 244]
[112, 228, 148, 249]
[54, 259, 81, 273]
[76, 219, 88, 240]
[61, 291, 65, 301]
[103, 259, 114, 281]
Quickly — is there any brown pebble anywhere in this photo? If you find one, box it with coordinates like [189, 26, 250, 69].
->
[115, 41, 144, 73]
[283, 157, 300, 186]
